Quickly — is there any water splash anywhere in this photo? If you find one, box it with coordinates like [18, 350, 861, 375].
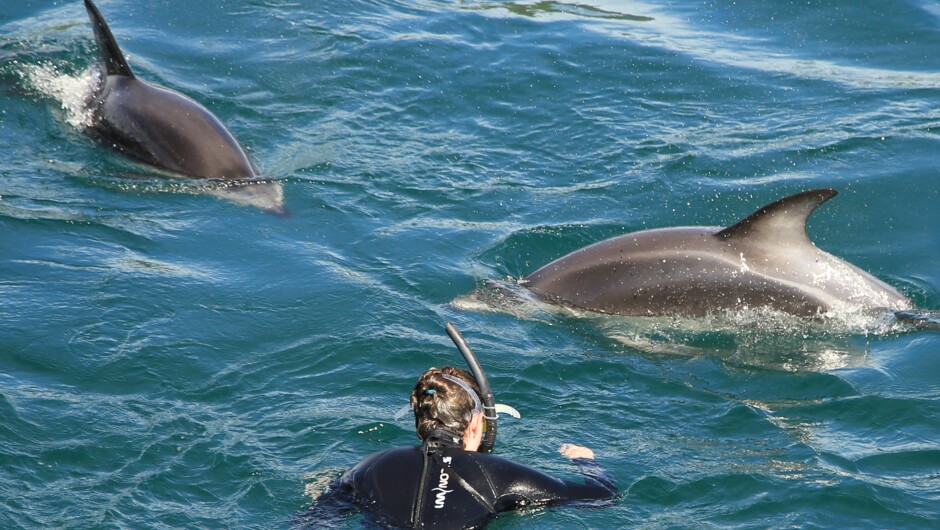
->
[19, 62, 99, 129]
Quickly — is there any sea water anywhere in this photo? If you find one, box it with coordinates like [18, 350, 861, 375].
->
[2, 1, 939, 528]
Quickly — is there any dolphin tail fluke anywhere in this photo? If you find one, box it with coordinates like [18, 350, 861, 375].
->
[716, 188, 837, 247]
[84, 0, 134, 78]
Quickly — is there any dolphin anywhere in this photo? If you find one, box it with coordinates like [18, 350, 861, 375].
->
[521, 189, 911, 317]
[81, 0, 287, 215]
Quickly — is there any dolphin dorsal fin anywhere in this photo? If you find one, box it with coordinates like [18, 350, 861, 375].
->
[716, 188, 837, 247]
[84, 0, 134, 78]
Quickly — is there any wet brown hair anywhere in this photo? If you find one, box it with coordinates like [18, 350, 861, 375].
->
[410, 366, 481, 441]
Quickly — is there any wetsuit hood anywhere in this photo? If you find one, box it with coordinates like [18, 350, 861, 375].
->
[423, 428, 464, 452]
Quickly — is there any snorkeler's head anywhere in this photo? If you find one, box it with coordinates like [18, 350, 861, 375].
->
[411, 366, 483, 441]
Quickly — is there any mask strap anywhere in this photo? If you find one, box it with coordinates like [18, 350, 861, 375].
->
[440, 374, 482, 415]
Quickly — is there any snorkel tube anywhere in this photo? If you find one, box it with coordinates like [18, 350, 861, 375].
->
[445, 323, 498, 453]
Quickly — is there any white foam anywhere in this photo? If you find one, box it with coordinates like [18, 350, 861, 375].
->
[20, 62, 99, 129]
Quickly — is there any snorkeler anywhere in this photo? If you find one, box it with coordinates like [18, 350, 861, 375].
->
[299, 324, 617, 529]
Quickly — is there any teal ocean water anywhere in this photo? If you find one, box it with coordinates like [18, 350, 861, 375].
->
[3, 1, 940, 528]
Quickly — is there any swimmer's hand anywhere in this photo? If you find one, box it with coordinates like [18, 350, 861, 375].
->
[558, 443, 594, 460]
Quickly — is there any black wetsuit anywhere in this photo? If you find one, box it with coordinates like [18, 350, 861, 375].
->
[300, 437, 617, 529]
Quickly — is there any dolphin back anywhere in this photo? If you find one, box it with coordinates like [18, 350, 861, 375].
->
[82, 0, 260, 181]
[521, 188, 911, 317]
[94, 77, 258, 179]
[84, 0, 134, 77]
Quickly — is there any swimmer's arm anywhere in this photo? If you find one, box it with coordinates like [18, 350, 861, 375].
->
[559, 443, 594, 459]
[495, 445, 617, 507]
[294, 480, 357, 529]
[558, 443, 617, 497]
[296, 453, 380, 528]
